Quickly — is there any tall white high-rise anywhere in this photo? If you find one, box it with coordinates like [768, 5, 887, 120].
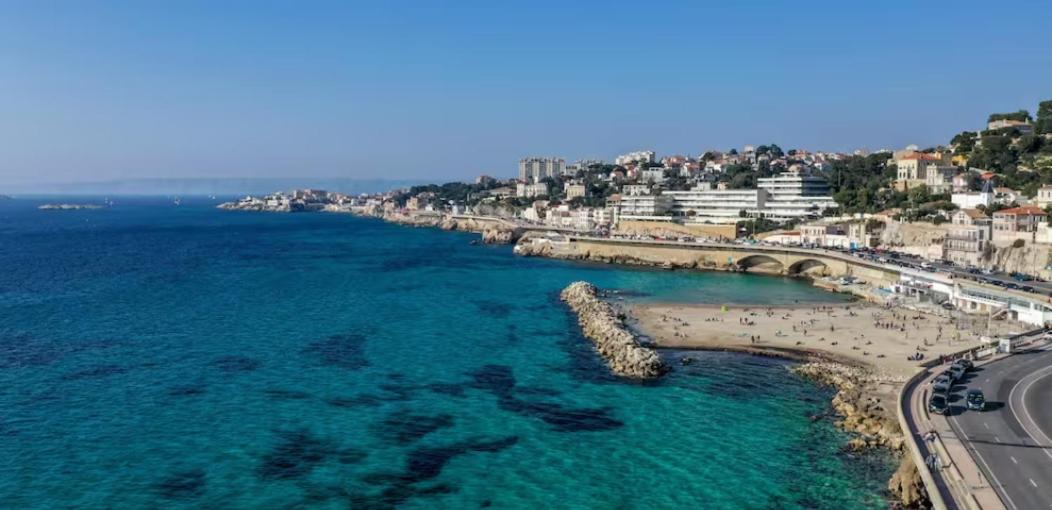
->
[518, 157, 566, 182]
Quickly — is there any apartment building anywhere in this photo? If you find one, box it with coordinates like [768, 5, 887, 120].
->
[518, 157, 566, 182]
[662, 185, 768, 224]
[945, 209, 991, 266]
[992, 206, 1046, 245]
[756, 169, 837, 221]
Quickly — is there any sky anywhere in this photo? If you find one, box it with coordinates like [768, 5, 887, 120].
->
[1, 1, 1051, 188]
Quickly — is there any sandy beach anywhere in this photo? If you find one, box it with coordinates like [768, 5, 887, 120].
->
[628, 300, 1025, 379]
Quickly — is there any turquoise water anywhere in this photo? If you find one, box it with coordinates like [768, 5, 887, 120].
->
[0, 197, 890, 509]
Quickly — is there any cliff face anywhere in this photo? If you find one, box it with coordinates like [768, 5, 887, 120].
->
[560, 282, 668, 379]
[989, 243, 1052, 275]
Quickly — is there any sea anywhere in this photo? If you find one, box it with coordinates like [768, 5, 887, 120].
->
[0, 197, 894, 509]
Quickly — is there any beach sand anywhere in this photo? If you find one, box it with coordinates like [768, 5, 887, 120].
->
[628, 301, 1023, 379]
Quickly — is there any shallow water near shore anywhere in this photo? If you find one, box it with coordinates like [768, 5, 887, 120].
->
[0, 197, 890, 509]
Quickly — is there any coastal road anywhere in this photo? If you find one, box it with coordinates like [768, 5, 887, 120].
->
[948, 345, 1052, 510]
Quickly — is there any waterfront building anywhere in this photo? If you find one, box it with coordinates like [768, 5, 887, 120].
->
[612, 194, 674, 223]
[518, 157, 565, 182]
[662, 185, 767, 224]
[945, 209, 991, 266]
[756, 169, 837, 221]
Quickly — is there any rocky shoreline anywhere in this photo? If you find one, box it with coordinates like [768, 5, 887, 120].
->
[560, 282, 669, 379]
[791, 362, 929, 508]
[372, 211, 523, 244]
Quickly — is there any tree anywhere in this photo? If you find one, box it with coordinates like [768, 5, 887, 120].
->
[1037, 100, 1052, 134]
[950, 131, 977, 155]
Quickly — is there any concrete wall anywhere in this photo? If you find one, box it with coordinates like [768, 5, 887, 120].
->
[615, 220, 737, 240]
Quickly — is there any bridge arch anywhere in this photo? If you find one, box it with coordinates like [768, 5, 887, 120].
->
[787, 258, 829, 276]
[737, 254, 785, 272]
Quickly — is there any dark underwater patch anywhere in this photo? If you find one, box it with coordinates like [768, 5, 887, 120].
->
[497, 399, 622, 432]
[405, 436, 519, 482]
[154, 469, 206, 500]
[0, 334, 67, 368]
[303, 334, 369, 369]
[211, 355, 261, 373]
[373, 411, 455, 445]
[465, 364, 621, 432]
[472, 300, 514, 318]
[263, 388, 312, 400]
[168, 384, 207, 397]
[258, 429, 339, 480]
[60, 364, 128, 381]
[426, 383, 467, 397]
[467, 364, 517, 397]
[324, 395, 387, 408]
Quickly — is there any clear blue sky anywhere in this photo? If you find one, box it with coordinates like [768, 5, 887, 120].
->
[2, 1, 1050, 186]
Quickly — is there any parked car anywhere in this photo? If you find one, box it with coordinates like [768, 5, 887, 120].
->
[929, 393, 950, 415]
[965, 389, 986, 411]
[948, 365, 966, 381]
[952, 359, 974, 371]
[932, 375, 952, 393]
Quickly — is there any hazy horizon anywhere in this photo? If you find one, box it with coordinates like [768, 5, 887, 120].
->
[3, 1, 1051, 187]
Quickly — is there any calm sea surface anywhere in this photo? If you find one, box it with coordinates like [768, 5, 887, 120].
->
[0, 197, 891, 509]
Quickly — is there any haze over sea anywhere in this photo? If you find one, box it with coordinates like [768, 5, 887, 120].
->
[0, 197, 892, 509]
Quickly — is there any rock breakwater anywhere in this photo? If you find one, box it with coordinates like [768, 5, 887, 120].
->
[560, 282, 668, 379]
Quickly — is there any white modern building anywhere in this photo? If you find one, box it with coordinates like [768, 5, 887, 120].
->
[615, 150, 657, 166]
[756, 169, 837, 221]
[612, 194, 674, 222]
[662, 185, 768, 224]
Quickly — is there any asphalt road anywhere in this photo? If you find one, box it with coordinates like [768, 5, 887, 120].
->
[947, 345, 1052, 510]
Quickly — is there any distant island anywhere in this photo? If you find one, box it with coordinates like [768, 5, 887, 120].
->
[0, 195, 11, 200]
[38, 203, 105, 211]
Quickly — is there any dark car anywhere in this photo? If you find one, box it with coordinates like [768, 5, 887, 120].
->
[952, 359, 974, 371]
[929, 393, 950, 415]
[966, 389, 985, 411]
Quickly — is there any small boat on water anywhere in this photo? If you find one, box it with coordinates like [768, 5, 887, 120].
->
[660, 262, 674, 270]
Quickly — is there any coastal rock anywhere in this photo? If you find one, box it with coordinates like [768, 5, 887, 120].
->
[559, 281, 668, 379]
[793, 361, 930, 508]
[888, 456, 930, 509]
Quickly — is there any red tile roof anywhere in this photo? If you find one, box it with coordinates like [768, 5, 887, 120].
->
[993, 206, 1046, 216]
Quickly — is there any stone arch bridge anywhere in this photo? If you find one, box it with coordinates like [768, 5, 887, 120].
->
[545, 236, 901, 284]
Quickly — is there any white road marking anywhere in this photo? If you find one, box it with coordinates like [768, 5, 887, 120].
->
[995, 436, 1001, 443]
[985, 422, 990, 430]
[1011, 456, 1018, 464]
[1030, 478, 1038, 488]
[1009, 362, 1052, 461]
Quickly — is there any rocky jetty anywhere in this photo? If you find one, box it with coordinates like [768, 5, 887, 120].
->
[560, 281, 668, 379]
[792, 361, 929, 508]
